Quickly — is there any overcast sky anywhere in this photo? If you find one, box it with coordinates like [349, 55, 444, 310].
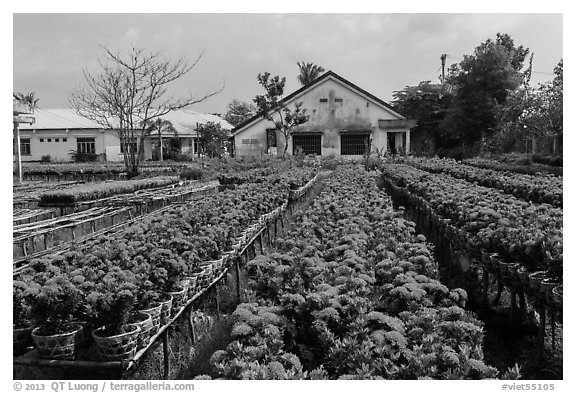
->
[13, 13, 562, 115]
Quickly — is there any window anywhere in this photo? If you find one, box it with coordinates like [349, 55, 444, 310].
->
[341, 134, 370, 155]
[62, 138, 67, 142]
[20, 139, 31, 156]
[39, 138, 44, 143]
[47, 138, 52, 142]
[319, 98, 328, 103]
[55, 138, 60, 142]
[266, 129, 277, 149]
[292, 134, 321, 156]
[335, 98, 343, 103]
[77, 137, 96, 154]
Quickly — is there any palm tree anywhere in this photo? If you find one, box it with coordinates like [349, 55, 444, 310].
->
[148, 118, 177, 161]
[297, 62, 326, 86]
[15, 92, 39, 112]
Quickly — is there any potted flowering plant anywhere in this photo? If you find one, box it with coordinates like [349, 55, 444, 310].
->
[27, 274, 83, 360]
[13, 283, 33, 356]
[88, 268, 140, 361]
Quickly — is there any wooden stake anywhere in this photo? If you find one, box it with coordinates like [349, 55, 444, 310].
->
[235, 257, 241, 305]
[162, 330, 170, 379]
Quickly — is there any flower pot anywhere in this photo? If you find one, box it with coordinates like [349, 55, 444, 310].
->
[528, 271, 547, 292]
[159, 295, 173, 325]
[185, 275, 199, 298]
[541, 278, 560, 301]
[140, 303, 162, 336]
[516, 267, 531, 287]
[129, 312, 153, 351]
[200, 263, 214, 285]
[92, 324, 140, 361]
[214, 257, 225, 275]
[31, 323, 82, 360]
[552, 285, 563, 307]
[168, 286, 187, 314]
[13, 326, 33, 356]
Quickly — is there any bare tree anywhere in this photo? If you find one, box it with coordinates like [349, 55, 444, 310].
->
[70, 46, 222, 176]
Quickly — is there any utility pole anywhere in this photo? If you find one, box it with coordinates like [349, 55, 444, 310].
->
[440, 54, 447, 84]
[13, 96, 35, 183]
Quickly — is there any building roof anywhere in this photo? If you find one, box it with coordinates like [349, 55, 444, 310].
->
[232, 70, 406, 136]
[20, 109, 104, 130]
[150, 110, 233, 137]
[20, 108, 233, 135]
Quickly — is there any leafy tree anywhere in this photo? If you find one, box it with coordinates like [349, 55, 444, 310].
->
[197, 121, 230, 158]
[494, 58, 563, 153]
[297, 62, 325, 86]
[224, 99, 256, 126]
[70, 46, 222, 177]
[254, 72, 310, 158]
[392, 81, 453, 155]
[444, 33, 530, 154]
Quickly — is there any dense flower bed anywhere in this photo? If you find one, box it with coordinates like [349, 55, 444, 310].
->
[381, 164, 563, 280]
[207, 167, 500, 380]
[403, 157, 562, 207]
[463, 157, 563, 177]
[38, 176, 180, 204]
[14, 168, 316, 341]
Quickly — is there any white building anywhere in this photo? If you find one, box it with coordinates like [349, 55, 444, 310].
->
[16, 109, 232, 162]
[232, 71, 415, 157]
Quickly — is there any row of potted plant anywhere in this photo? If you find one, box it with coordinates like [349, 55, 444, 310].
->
[14, 168, 319, 361]
[403, 156, 562, 207]
[462, 157, 563, 177]
[381, 164, 563, 283]
[207, 167, 503, 380]
[38, 176, 180, 205]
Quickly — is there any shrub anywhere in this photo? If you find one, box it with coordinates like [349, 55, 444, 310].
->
[71, 150, 98, 162]
[180, 167, 206, 180]
[320, 157, 339, 170]
[40, 155, 51, 163]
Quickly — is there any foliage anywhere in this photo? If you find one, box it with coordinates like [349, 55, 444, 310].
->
[253, 72, 310, 158]
[71, 150, 98, 163]
[224, 99, 256, 126]
[297, 62, 325, 86]
[197, 121, 230, 158]
[39, 176, 179, 204]
[16, 165, 318, 335]
[403, 156, 562, 207]
[180, 167, 207, 180]
[70, 46, 222, 177]
[87, 268, 138, 335]
[444, 34, 530, 152]
[147, 118, 177, 162]
[40, 155, 51, 163]
[24, 274, 83, 335]
[13, 283, 31, 329]
[211, 167, 498, 379]
[14, 92, 39, 111]
[382, 163, 562, 278]
[392, 81, 453, 155]
[495, 58, 563, 153]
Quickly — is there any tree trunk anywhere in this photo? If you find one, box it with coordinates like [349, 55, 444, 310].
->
[159, 130, 163, 162]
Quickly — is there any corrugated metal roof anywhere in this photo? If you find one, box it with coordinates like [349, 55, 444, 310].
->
[151, 110, 233, 136]
[20, 109, 104, 130]
[20, 108, 233, 135]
